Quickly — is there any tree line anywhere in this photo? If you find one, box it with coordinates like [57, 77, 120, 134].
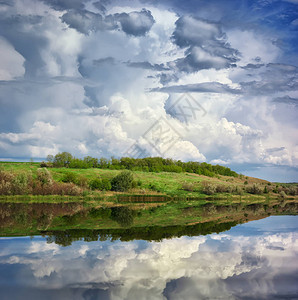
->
[44, 152, 238, 177]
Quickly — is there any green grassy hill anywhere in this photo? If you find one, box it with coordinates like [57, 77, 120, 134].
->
[0, 162, 296, 200]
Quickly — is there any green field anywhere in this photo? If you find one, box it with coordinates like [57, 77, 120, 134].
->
[1, 161, 292, 199]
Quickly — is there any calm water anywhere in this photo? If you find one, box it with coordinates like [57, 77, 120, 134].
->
[0, 216, 297, 300]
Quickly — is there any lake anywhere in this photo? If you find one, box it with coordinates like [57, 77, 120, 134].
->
[0, 215, 297, 299]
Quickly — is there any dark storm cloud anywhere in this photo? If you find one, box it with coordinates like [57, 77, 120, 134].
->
[266, 147, 286, 153]
[152, 82, 241, 94]
[175, 47, 237, 73]
[273, 95, 298, 105]
[93, 0, 110, 13]
[61, 10, 114, 35]
[61, 8, 155, 36]
[158, 73, 179, 85]
[41, 0, 86, 11]
[0, 0, 14, 7]
[240, 63, 298, 95]
[172, 16, 239, 72]
[113, 9, 155, 36]
[241, 63, 265, 70]
[126, 61, 169, 71]
[0, 15, 48, 78]
[84, 86, 100, 107]
[93, 57, 115, 66]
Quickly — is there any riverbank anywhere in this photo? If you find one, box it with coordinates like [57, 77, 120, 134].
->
[1, 162, 296, 199]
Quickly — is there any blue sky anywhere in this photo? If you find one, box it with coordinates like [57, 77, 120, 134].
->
[0, 0, 297, 181]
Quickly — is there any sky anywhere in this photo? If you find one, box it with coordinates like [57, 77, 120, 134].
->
[0, 0, 297, 182]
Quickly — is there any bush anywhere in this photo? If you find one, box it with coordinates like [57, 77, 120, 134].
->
[233, 186, 244, 195]
[61, 172, 78, 184]
[89, 178, 102, 190]
[245, 184, 263, 195]
[12, 173, 29, 194]
[101, 178, 111, 191]
[181, 182, 194, 192]
[77, 176, 88, 188]
[201, 181, 216, 195]
[37, 168, 53, 185]
[40, 161, 52, 168]
[111, 171, 134, 192]
[31, 181, 82, 196]
[89, 178, 111, 191]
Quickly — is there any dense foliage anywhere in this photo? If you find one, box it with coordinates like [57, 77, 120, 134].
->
[111, 170, 135, 192]
[45, 152, 238, 177]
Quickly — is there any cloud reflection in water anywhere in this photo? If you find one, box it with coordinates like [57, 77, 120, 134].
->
[0, 216, 297, 299]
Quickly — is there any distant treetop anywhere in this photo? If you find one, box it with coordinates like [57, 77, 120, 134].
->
[44, 152, 238, 178]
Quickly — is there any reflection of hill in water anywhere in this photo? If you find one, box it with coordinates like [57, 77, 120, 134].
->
[0, 200, 297, 246]
[45, 220, 238, 246]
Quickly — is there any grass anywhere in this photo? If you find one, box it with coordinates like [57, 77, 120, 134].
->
[0, 162, 281, 198]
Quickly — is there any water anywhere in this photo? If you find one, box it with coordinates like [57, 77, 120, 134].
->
[0, 215, 297, 299]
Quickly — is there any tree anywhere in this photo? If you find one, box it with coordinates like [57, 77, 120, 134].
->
[46, 155, 54, 163]
[53, 152, 73, 167]
[111, 170, 134, 192]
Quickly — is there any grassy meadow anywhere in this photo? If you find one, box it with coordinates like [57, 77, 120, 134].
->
[0, 161, 292, 200]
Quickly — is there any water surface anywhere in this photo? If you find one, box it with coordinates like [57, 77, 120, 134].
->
[0, 216, 297, 299]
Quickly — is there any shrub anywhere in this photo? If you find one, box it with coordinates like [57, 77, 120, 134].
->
[181, 182, 194, 192]
[234, 186, 244, 195]
[201, 181, 216, 195]
[40, 161, 52, 168]
[111, 171, 134, 192]
[215, 184, 228, 193]
[61, 172, 78, 184]
[89, 178, 102, 190]
[245, 184, 263, 195]
[32, 181, 82, 196]
[37, 168, 53, 185]
[0, 180, 13, 195]
[77, 176, 88, 188]
[101, 178, 111, 191]
[12, 173, 29, 194]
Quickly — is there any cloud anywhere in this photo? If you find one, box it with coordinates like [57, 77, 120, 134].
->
[0, 36, 25, 80]
[61, 8, 155, 37]
[41, 0, 86, 11]
[172, 16, 239, 72]
[0, 0, 297, 180]
[1, 217, 297, 299]
[61, 10, 111, 35]
[114, 9, 155, 36]
[153, 82, 241, 94]
[93, 1, 109, 13]
[241, 63, 265, 70]
[273, 95, 298, 105]
[240, 63, 298, 95]
[126, 61, 169, 71]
